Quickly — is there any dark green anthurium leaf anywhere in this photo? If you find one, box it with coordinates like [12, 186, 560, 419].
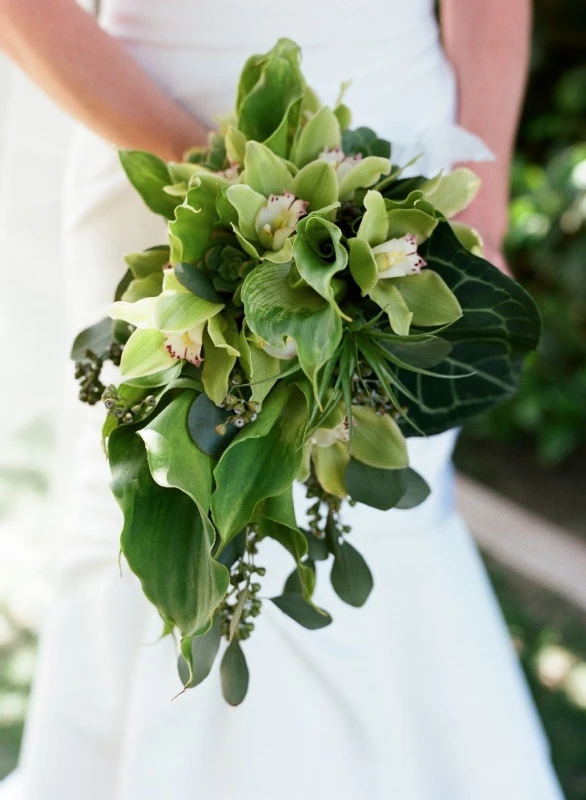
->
[344, 458, 407, 510]
[330, 539, 374, 608]
[109, 425, 228, 637]
[271, 594, 333, 630]
[177, 614, 222, 688]
[217, 529, 246, 569]
[212, 384, 308, 544]
[188, 392, 238, 458]
[396, 221, 541, 435]
[395, 468, 431, 509]
[175, 263, 223, 303]
[221, 639, 250, 706]
[70, 317, 114, 360]
[380, 335, 452, 369]
[241, 261, 342, 391]
[119, 150, 179, 219]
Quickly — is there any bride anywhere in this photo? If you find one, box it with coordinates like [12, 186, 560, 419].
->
[0, 0, 565, 798]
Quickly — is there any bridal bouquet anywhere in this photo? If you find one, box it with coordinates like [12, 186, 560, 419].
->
[72, 39, 540, 705]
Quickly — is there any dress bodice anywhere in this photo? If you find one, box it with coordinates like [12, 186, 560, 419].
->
[98, 0, 457, 151]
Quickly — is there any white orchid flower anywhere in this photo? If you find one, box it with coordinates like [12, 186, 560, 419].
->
[163, 324, 206, 367]
[372, 233, 427, 279]
[255, 192, 308, 251]
[318, 147, 362, 183]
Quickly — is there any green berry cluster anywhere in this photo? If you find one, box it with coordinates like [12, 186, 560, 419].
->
[102, 384, 157, 424]
[219, 527, 265, 643]
[74, 343, 122, 406]
[217, 370, 261, 432]
[351, 361, 406, 418]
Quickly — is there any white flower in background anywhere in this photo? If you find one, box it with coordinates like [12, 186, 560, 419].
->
[255, 192, 308, 251]
[310, 416, 350, 447]
[262, 336, 298, 360]
[318, 147, 363, 183]
[164, 324, 206, 366]
[372, 233, 427, 279]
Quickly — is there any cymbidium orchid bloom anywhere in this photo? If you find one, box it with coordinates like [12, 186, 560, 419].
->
[255, 193, 308, 251]
[372, 234, 427, 279]
[318, 147, 362, 183]
[163, 324, 206, 366]
[310, 416, 350, 447]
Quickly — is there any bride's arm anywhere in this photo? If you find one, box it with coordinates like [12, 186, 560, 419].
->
[441, 0, 532, 273]
[0, 0, 208, 161]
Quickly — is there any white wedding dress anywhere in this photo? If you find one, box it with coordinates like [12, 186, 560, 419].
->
[0, 1, 566, 798]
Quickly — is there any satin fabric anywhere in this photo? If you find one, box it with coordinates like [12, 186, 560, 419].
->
[1, 1, 565, 797]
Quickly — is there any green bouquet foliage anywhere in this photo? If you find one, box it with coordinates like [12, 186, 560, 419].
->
[71, 39, 540, 704]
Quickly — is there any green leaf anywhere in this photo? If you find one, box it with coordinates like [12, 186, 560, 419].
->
[345, 458, 407, 510]
[70, 317, 114, 360]
[291, 106, 341, 167]
[124, 246, 170, 279]
[395, 468, 431, 509]
[178, 614, 222, 688]
[109, 426, 228, 636]
[292, 160, 339, 212]
[188, 392, 238, 458]
[221, 639, 249, 705]
[330, 540, 373, 607]
[392, 270, 462, 328]
[212, 384, 308, 543]
[238, 333, 281, 406]
[351, 405, 408, 469]
[122, 363, 182, 388]
[168, 177, 222, 264]
[293, 214, 348, 314]
[380, 335, 452, 369]
[241, 141, 294, 196]
[121, 272, 163, 303]
[271, 594, 332, 629]
[201, 319, 238, 406]
[241, 261, 342, 390]
[174, 263, 223, 303]
[119, 150, 179, 219]
[236, 39, 305, 158]
[395, 221, 541, 435]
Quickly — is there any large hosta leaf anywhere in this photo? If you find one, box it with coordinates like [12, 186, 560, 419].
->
[241, 261, 342, 390]
[109, 422, 229, 637]
[396, 222, 541, 435]
[212, 384, 308, 543]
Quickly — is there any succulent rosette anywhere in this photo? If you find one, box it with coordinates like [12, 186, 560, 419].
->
[71, 38, 540, 705]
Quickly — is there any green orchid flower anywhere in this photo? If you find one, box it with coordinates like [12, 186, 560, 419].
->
[317, 147, 391, 202]
[299, 402, 409, 499]
[109, 266, 231, 382]
[349, 190, 462, 335]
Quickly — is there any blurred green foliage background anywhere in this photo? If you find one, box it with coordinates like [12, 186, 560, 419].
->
[466, 0, 586, 467]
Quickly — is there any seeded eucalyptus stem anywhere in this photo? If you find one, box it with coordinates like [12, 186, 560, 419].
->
[219, 526, 265, 643]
